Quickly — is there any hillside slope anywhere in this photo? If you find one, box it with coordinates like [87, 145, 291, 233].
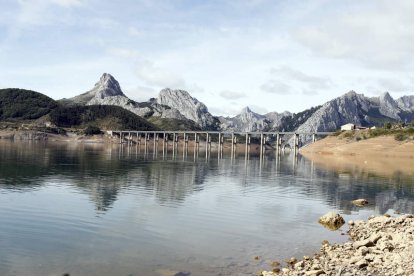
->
[49, 105, 157, 131]
[0, 88, 58, 120]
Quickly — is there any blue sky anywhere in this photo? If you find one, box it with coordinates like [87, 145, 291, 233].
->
[1, 0, 414, 116]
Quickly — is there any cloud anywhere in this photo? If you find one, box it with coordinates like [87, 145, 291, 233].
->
[302, 89, 318, 96]
[125, 85, 157, 102]
[135, 60, 186, 88]
[107, 47, 140, 59]
[249, 105, 268, 114]
[270, 66, 333, 90]
[219, 90, 247, 100]
[292, 0, 414, 69]
[376, 78, 414, 93]
[15, 0, 85, 26]
[260, 80, 291, 94]
[49, 0, 84, 7]
[128, 26, 143, 37]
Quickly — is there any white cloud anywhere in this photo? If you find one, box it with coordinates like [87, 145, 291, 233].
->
[249, 105, 268, 114]
[260, 80, 291, 94]
[107, 48, 140, 59]
[270, 66, 333, 90]
[49, 0, 84, 7]
[292, 0, 414, 69]
[135, 60, 186, 88]
[128, 26, 143, 37]
[125, 85, 157, 102]
[219, 90, 247, 100]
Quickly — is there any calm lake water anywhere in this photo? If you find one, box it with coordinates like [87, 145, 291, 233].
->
[1, 140, 414, 276]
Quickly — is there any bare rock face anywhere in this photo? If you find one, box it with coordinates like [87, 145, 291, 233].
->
[396, 95, 414, 112]
[319, 212, 345, 230]
[71, 73, 125, 105]
[219, 106, 273, 132]
[378, 92, 401, 120]
[68, 73, 187, 120]
[352, 199, 369, 207]
[157, 88, 218, 129]
[295, 91, 414, 135]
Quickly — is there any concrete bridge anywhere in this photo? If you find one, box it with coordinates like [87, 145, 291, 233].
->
[108, 130, 333, 156]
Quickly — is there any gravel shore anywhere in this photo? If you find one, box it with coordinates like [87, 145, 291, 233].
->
[262, 214, 414, 276]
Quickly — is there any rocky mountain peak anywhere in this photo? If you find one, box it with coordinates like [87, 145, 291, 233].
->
[92, 73, 125, 98]
[378, 91, 400, 120]
[241, 106, 252, 114]
[157, 88, 217, 128]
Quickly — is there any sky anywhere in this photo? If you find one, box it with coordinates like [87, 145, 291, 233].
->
[1, 0, 414, 116]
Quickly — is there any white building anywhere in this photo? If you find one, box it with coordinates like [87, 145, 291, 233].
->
[341, 123, 356, 131]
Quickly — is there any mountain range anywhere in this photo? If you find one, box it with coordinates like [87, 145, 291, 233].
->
[3, 73, 414, 134]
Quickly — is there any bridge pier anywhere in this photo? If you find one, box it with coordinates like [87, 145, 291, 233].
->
[293, 133, 299, 153]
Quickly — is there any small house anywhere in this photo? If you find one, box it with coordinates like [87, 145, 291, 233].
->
[341, 123, 356, 131]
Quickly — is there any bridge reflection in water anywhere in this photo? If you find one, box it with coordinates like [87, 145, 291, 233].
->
[109, 130, 332, 160]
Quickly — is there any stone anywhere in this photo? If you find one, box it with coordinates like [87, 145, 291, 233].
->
[260, 271, 276, 276]
[355, 259, 368, 268]
[358, 246, 369, 256]
[319, 212, 345, 230]
[352, 199, 369, 206]
[305, 270, 325, 276]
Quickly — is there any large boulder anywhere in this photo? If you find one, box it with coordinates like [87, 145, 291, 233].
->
[318, 212, 345, 230]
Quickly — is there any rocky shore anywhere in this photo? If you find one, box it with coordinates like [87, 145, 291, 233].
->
[262, 214, 414, 276]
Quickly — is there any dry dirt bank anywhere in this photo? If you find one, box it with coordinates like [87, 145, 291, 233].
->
[300, 135, 414, 176]
[261, 214, 414, 276]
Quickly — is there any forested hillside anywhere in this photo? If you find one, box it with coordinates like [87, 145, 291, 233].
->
[49, 105, 157, 131]
[0, 89, 58, 120]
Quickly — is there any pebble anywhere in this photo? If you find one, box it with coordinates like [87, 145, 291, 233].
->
[259, 214, 414, 276]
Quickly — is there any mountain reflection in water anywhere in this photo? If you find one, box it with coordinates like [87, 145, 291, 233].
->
[0, 140, 413, 276]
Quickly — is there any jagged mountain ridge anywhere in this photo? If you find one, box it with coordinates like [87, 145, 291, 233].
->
[157, 88, 219, 130]
[62, 73, 414, 134]
[295, 91, 414, 135]
[62, 73, 215, 129]
[218, 107, 273, 132]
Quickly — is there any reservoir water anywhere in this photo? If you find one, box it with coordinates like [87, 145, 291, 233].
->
[0, 140, 413, 276]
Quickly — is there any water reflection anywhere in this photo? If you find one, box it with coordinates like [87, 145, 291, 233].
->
[0, 140, 414, 275]
[1, 141, 414, 214]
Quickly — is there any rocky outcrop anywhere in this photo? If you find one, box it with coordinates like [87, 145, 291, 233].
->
[157, 88, 219, 129]
[218, 106, 273, 132]
[318, 211, 345, 230]
[378, 92, 401, 120]
[66, 73, 189, 120]
[265, 111, 292, 130]
[294, 91, 414, 138]
[397, 95, 414, 112]
[70, 73, 126, 105]
[261, 214, 414, 276]
[64, 73, 414, 133]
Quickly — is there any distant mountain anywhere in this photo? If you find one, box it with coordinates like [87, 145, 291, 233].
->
[157, 88, 219, 130]
[295, 91, 414, 135]
[0, 88, 58, 120]
[8, 72, 411, 136]
[218, 106, 273, 132]
[62, 73, 217, 130]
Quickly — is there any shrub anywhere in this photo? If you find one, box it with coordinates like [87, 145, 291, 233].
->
[84, 125, 102, 135]
[384, 122, 392, 129]
[342, 131, 353, 139]
[394, 133, 408, 141]
[331, 130, 343, 136]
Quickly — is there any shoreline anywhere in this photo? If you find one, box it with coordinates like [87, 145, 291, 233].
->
[261, 214, 414, 275]
[0, 129, 271, 154]
[300, 135, 414, 177]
